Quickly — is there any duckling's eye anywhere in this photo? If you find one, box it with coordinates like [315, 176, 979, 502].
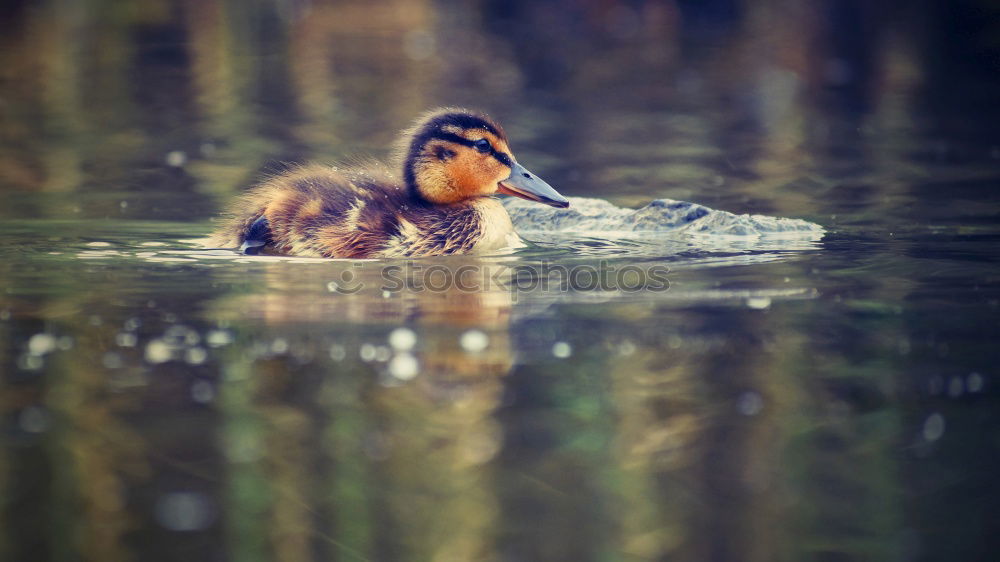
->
[473, 139, 491, 153]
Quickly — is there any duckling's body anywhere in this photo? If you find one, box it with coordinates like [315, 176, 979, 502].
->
[211, 108, 567, 259]
[212, 164, 520, 258]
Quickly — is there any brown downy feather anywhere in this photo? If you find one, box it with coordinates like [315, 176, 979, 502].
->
[210, 108, 529, 259]
[209, 163, 486, 258]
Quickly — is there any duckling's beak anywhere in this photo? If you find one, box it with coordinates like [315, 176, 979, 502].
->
[498, 163, 569, 208]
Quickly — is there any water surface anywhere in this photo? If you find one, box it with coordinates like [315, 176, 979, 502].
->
[2, 2, 999, 561]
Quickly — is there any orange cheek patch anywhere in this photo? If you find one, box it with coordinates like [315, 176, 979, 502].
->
[446, 146, 513, 198]
[448, 152, 481, 199]
[483, 158, 509, 190]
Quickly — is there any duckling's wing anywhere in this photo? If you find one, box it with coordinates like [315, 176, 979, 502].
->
[210, 164, 397, 257]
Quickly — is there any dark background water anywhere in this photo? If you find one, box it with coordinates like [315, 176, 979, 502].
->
[1, 1, 999, 561]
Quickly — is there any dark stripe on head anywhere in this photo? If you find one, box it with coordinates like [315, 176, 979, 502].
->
[403, 109, 510, 197]
[427, 110, 506, 141]
[431, 132, 513, 167]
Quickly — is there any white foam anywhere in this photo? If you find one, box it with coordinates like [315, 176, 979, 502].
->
[505, 196, 824, 239]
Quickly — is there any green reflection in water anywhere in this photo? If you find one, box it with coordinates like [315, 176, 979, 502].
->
[2, 0, 1000, 561]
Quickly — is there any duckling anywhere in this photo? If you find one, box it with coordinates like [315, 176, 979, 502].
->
[210, 108, 568, 258]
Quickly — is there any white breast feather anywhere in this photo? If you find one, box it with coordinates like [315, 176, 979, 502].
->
[473, 198, 524, 252]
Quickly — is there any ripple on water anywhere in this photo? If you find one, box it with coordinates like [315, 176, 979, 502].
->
[505, 196, 824, 236]
[14, 194, 824, 271]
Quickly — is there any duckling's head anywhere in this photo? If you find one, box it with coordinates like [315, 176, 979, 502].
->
[400, 108, 568, 208]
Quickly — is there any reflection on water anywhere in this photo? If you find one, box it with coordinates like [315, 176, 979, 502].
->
[2, 1, 1000, 561]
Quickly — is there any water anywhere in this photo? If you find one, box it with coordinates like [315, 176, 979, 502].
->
[2, 1, 999, 561]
